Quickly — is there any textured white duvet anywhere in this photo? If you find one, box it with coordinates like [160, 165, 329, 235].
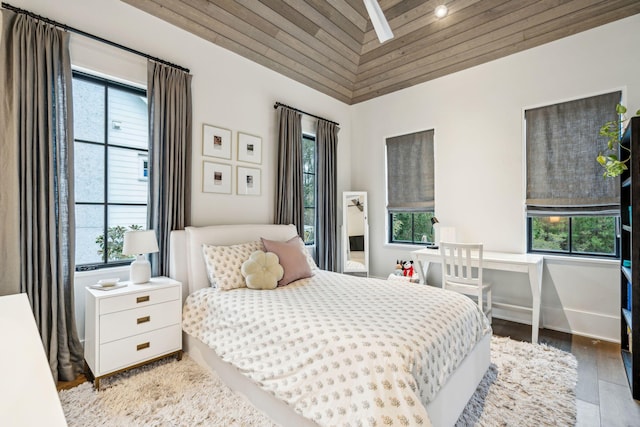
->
[182, 270, 491, 426]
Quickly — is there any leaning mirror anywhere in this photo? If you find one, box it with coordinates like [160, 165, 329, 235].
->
[342, 191, 368, 275]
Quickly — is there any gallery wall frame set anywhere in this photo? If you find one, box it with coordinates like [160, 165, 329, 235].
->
[202, 161, 232, 194]
[201, 124, 262, 195]
[202, 124, 232, 160]
[237, 132, 262, 164]
[237, 166, 261, 196]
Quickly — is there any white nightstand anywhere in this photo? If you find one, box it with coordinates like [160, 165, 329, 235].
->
[84, 276, 182, 389]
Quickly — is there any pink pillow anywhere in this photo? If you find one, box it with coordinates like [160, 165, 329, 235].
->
[261, 236, 312, 287]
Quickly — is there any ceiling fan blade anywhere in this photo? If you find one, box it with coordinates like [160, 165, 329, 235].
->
[363, 0, 394, 43]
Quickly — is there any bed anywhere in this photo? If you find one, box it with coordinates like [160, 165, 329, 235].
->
[170, 224, 491, 427]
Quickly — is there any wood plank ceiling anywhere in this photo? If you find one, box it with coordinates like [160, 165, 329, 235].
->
[122, 0, 640, 105]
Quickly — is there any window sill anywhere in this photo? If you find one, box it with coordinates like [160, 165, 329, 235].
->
[538, 253, 619, 267]
[74, 265, 129, 278]
[384, 242, 432, 251]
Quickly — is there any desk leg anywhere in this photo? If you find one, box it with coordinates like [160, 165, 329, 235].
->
[528, 262, 543, 344]
[411, 255, 430, 285]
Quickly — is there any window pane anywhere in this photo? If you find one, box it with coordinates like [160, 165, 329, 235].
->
[108, 147, 149, 204]
[303, 173, 315, 208]
[302, 134, 316, 246]
[302, 136, 315, 173]
[106, 206, 147, 261]
[108, 87, 148, 149]
[303, 208, 315, 244]
[413, 212, 434, 243]
[75, 141, 104, 203]
[73, 78, 104, 143]
[572, 216, 616, 255]
[75, 205, 104, 265]
[531, 217, 569, 252]
[391, 212, 412, 242]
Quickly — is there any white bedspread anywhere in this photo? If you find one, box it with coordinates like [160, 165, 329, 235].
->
[182, 270, 490, 427]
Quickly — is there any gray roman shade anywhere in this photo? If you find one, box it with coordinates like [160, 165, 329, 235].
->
[386, 130, 435, 212]
[526, 91, 621, 216]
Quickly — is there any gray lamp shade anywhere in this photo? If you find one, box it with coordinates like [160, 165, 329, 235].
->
[122, 230, 159, 255]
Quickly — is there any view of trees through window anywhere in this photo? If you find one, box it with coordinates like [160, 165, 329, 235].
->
[530, 216, 617, 256]
[302, 134, 315, 245]
[390, 212, 436, 245]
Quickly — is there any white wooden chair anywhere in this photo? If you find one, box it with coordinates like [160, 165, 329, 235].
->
[440, 242, 492, 321]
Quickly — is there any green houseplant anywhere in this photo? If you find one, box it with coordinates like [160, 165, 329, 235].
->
[597, 104, 640, 177]
[96, 224, 142, 261]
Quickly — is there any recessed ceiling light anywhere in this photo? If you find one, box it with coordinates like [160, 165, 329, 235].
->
[435, 5, 448, 19]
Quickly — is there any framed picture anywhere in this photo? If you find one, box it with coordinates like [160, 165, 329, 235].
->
[237, 132, 262, 164]
[203, 161, 232, 194]
[237, 166, 261, 196]
[203, 124, 232, 159]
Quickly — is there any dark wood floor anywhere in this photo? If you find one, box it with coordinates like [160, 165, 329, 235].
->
[492, 318, 640, 427]
[59, 320, 640, 426]
[57, 373, 86, 391]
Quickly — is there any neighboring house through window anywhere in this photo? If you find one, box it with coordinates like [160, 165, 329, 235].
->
[303, 133, 316, 245]
[386, 129, 436, 245]
[525, 91, 621, 257]
[73, 72, 149, 269]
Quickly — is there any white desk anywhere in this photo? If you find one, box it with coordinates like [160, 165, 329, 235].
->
[0, 293, 68, 426]
[411, 248, 544, 344]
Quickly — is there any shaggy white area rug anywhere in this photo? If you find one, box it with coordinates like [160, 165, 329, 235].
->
[456, 336, 577, 426]
[59, 336, 577, 427]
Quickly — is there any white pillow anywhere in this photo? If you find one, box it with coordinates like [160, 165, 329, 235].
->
[202, 241, 263, 291]
[241, 251, 284, 290]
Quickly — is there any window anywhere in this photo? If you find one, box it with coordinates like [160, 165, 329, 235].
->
[386, 130, 435, 245]
[389, 212, 436, 244]
[302, 134, 316, 245]
[528, 216, 617, 256]
[73, 72, 149, 270]
[525, 91, 621, 257]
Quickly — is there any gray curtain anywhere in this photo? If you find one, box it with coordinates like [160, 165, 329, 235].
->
[0, 10, 83, 381]
[526, 91, 621, 215]
[275, 106, 304, 237]
[386, 130, 435, 212]
[147, 60, 193, 277]
[316, 119, 339, 271]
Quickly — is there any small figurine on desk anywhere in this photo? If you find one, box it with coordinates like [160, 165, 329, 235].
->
[402, 260, 414, 278]
[393, 260, 404, 276]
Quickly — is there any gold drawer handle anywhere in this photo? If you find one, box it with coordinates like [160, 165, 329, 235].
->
[137, 316, 150, 324]
[136, 295, 150, 303]
[137, 342, 150, 351]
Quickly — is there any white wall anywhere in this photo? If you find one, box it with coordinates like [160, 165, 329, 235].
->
[351, 15, 640, 342]
[7, 0, 352, 340]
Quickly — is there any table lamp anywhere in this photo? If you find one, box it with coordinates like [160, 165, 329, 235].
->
[122, 230, 159, 283]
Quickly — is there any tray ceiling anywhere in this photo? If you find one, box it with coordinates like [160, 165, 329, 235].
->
[122, 0, 640, 105]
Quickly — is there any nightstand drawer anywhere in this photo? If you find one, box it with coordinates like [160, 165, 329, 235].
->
[99, 323, 181, 374]
[99, 286, 180, 314]
[99, 299, 182, 344]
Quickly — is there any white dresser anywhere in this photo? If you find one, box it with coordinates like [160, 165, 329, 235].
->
[0, 293, 67, 426]
[84, 277, 182, 389]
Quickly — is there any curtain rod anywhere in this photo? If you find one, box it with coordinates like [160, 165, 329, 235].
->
[1, 2, 190, 74]
[274, 102, 339, 127]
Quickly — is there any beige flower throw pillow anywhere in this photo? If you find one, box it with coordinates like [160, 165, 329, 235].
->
[241, 250, 284, 290]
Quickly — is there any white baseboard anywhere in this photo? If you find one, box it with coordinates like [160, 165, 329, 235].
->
[494, 306, 620, 343]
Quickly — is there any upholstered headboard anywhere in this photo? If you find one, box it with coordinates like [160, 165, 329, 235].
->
[169, 224, 298, 299]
